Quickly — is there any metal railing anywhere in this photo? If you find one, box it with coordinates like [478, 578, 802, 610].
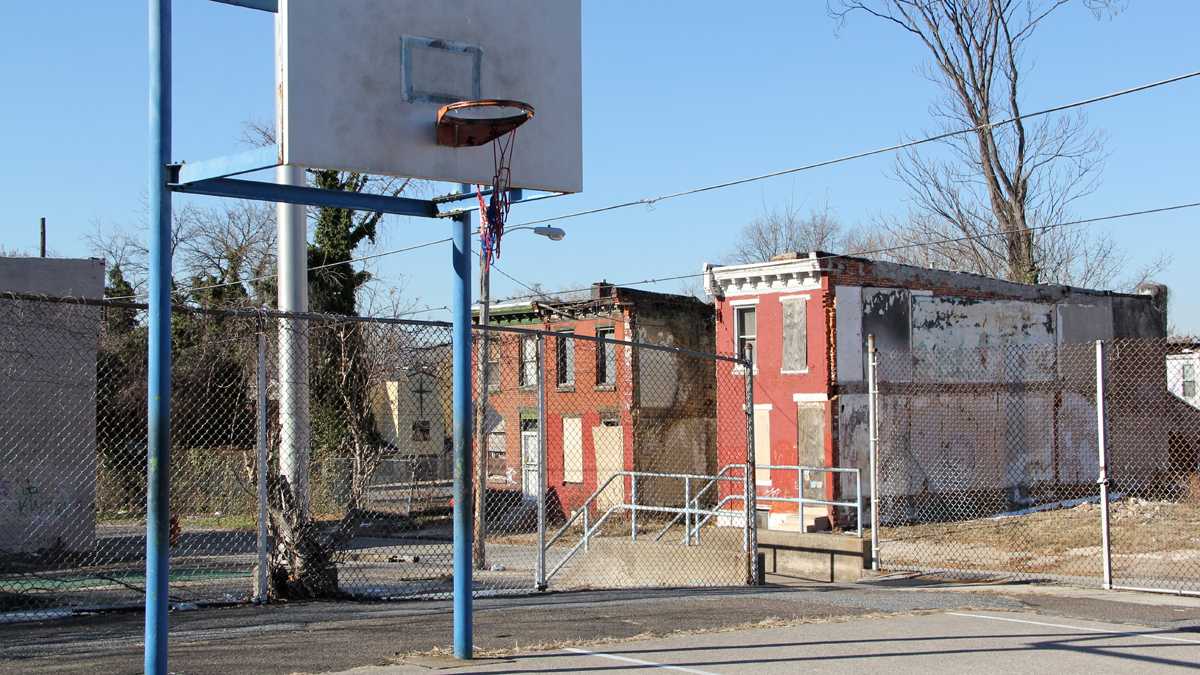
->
[758, 465, 863, 537]
[543, 466, 751, 583]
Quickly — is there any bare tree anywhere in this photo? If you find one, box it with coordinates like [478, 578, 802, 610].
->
[830, 0, 1135, 286]
[729, 199, 849, 264]
[88, 199, 276, 303]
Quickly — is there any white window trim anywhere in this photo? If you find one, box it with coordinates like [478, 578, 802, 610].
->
[792, 393, 828, 403]
[732, 301, 760, 375]
[779, 295, 810, 375]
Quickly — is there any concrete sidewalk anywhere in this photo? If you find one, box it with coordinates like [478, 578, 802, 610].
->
[2, 581, 1198, 674]
[351, 609, 1200, 674]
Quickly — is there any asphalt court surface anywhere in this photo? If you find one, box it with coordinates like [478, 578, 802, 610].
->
[374, 610, 1200, 674]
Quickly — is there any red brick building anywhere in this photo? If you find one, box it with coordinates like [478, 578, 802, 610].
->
[474, 284, 717, 519]
[705, 252, 1167, 532]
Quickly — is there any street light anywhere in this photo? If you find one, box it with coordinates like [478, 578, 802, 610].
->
[473, 223, 565, 570]
[500, 225, 567, 241]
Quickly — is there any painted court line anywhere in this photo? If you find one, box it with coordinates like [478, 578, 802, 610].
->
[948, 612, 1200, 645]
[563, 647, 720, 674]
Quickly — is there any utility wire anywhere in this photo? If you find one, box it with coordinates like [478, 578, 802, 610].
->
[103, 70, 1200, 304]
[507, 69, 1200, 229]
[489, 200, 1200, 305]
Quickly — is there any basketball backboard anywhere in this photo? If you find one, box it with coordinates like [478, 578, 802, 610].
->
[276, 0, 582, 194]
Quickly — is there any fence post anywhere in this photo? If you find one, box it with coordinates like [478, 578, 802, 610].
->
[744, 357, 758, 584]
[683, 477, 691, 545]
[535, 334, 547, 591]
[867, 334, 880, 571]
[1096, 339, 1113, 590]
[631, 475, 638, 542]
[255, 321, 270, 604]
[798, 468, 805, 533]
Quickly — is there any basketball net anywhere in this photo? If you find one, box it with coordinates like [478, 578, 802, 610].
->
[477, 129, 519, 274]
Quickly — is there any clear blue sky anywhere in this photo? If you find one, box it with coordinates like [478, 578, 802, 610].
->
[2, 1, 1198, 332]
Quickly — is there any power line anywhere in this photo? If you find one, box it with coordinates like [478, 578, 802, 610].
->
[507, 69, 1200, 230]
[102, 70, 1200, 305]
[490, 200, 1200, 304]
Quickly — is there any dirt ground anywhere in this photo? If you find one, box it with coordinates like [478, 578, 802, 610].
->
[880, 498, 1200, 588]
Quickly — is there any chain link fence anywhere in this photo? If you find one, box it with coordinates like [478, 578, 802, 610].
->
[0, 294, 754, 622]
[471, 326, 755, 592]
[1104, 338, 1200, 594]
[873, 338, 1200, 594]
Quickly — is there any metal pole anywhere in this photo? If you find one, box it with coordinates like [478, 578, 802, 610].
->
[1096, 340, 1113, 590]
[255, 324, 270, 604]
[744, 357, 758, 584]
[867, 334, 880, 570]
[798, 468, 805, 533]
[474, 253, 490, 571]
[39, 217, 46, 257]
[451, 203, 474, 659]
[535, 334, 547, 591]
[683, 477, 691, 545]
[854, 468, 863, 538]
[146, 0, 172, 671]
[276, 163, 309, 516]
[631, 475, 638, 542]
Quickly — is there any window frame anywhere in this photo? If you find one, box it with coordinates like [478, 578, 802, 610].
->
[518, 335, 537, 389]
[595, 326, 617, 388]
[731, 301, 759, 372]
[1183, 362, 1197, 398]
[555, 329, 576, 389]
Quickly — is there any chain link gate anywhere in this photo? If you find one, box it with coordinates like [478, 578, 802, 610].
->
[473, 324, 756, 593]
[0, 294, 756, 622]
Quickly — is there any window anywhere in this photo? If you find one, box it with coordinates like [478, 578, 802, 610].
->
[485, 335, 500, 391]
[1184, 363, 1196, 399]
[411, 420, 431, 442]
[595, 327, 616, 387]
[518, 335, 537, 388]
[556, 330, 576, 387]
[562, 416, 583, 483]
[486, 431, 507, 478]
[735, 306, 757, 366]
[781, 298, 808, 372]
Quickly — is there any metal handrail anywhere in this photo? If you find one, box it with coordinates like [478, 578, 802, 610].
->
[543, 465, 750, 582]
[652, 464, 744, 542]
[693, 465, 864, 537]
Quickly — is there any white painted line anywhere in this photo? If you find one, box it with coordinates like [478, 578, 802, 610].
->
[948, 612, 1200, 645]
[563, 647, 720, 674]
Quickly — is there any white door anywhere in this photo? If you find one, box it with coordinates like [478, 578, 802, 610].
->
[520, 430, 539, 498]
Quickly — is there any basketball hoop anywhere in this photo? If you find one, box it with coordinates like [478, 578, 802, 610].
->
[436, 99, 534, 148]
[437, 99, 535, 271]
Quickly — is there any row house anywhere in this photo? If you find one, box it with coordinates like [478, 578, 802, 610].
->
[705, 252, 1168, 532]
[473, 283, 716, 519]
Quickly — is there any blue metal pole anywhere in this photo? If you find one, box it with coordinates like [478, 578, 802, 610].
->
[451, 185, 474, 659]
[146, 0, 172, 673]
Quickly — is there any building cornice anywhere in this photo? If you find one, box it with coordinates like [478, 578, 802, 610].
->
[703, 258, 823, 298]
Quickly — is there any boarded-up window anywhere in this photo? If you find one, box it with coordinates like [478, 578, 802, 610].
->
[781, 298, 808, 372]
[753, 407, 771, 484]
[562, 416, 583, 483]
